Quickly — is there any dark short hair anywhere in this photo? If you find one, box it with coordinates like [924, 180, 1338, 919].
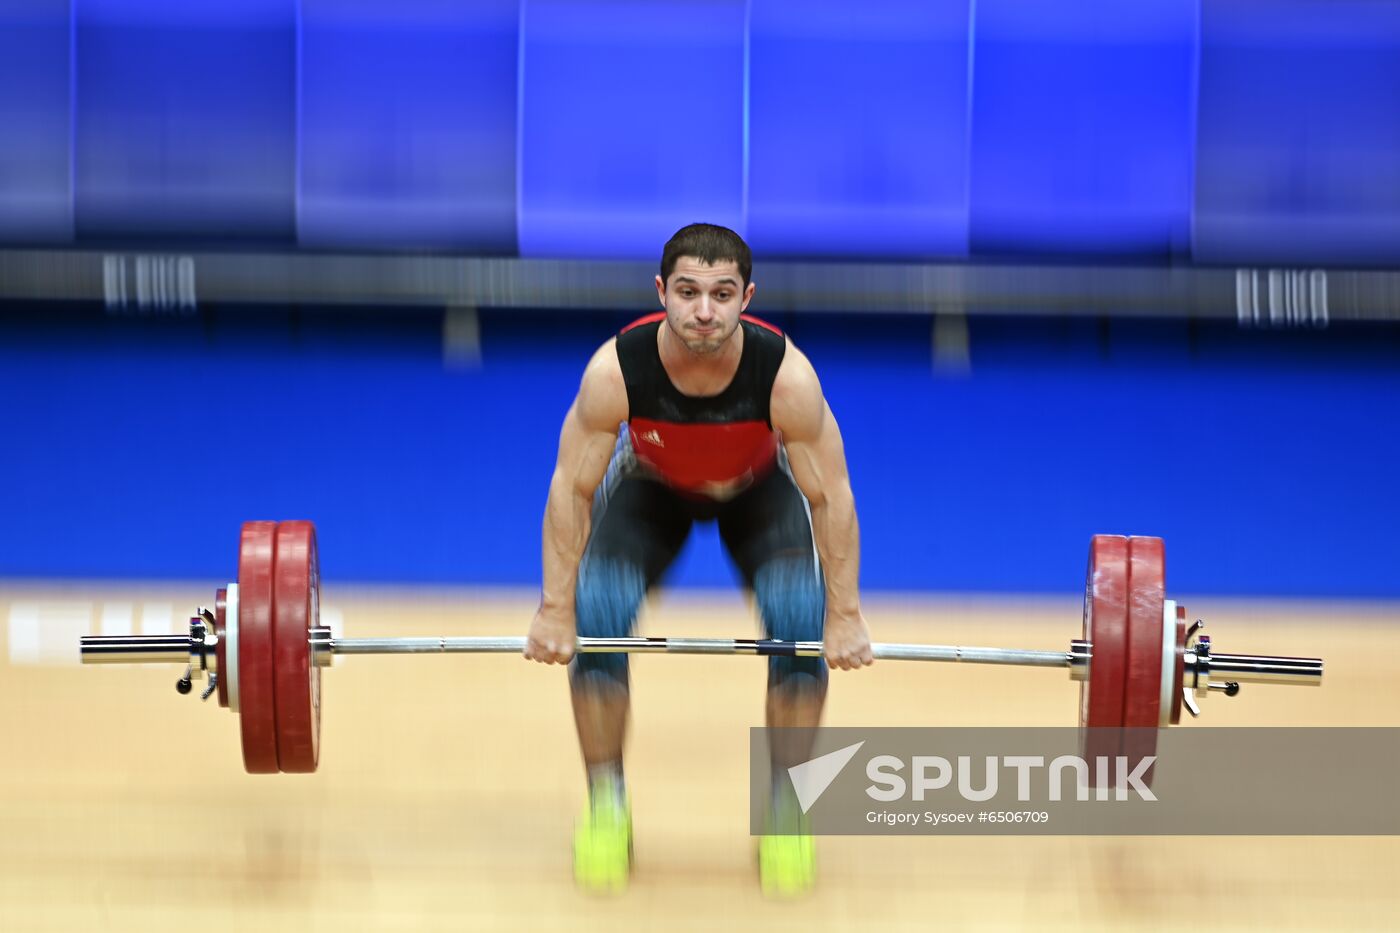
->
[660, 223, 752, 288]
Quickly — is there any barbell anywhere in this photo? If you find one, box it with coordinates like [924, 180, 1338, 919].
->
[79, 521, 1323, 777]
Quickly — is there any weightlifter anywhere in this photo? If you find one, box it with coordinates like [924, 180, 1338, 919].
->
[524, 223, 874, 895]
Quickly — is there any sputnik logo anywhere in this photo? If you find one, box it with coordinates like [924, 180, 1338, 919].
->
[786, 742, 865, 813]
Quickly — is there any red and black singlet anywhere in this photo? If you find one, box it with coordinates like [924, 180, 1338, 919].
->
[616, 312, 787, 500]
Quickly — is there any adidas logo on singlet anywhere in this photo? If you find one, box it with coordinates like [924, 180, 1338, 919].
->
[638, 429, 665, 447]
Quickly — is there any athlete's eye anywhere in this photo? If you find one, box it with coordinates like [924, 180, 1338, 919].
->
[715, 292, 730, 301]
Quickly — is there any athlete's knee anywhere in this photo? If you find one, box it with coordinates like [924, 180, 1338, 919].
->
[575, 557, 646, 638]
[756, 557, 824, 642]
[755, 557, 827, 687]
[570, 558, 646, 691]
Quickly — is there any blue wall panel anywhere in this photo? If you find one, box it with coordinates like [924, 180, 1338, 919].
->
[2, 308, 1399, 598]
[2, 0, 1394, 262]
[517, 0, 747, 259]
[968, 0, 1196, 257]
[0, 0, 73, 243]
[1194, 0, 1400, 266]
[298, 0, 518, 252]
[747, 0, 971, 259]
[74, 0, 296, 242]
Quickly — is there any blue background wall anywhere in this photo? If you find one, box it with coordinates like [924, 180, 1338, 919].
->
[3, 1, 1398, 594]
[3, 0, 1399, 263]
[3, 306, 1397, 597]
[746, 0, 971, 258]
[73, 0, 298, 242]
[0, 0, 71, 242]
[1193, 1, 1400, 265]
[298, 0, 519, 252]
[967, 0, 1196, 257]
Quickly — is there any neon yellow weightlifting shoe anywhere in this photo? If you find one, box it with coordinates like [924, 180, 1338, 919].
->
[758, 831, 816, 897]
[573, 779, 632, 894]
[758, 791, 816, 897]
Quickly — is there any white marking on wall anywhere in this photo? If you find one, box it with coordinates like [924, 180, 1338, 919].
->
[6, 604, 40, 665]
[140, 603, 173, 636]
[100, 602, 135, 637]
[1235, 268, 1329, 329]
[8, 602, 93, 666]
[103, 254, 197, 313]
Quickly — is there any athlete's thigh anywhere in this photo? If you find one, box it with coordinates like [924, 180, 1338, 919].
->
[584, 466, 693, 589]
[716, 463, 819, 588]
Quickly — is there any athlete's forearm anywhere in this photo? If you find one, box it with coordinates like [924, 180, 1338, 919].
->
[540, 473, 593, 615]
[809, 482, 861, 618]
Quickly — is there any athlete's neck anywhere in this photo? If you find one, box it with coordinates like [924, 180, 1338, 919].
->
[657, 318, 745, 398]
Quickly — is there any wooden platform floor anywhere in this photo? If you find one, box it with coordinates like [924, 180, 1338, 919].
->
[2, 584, 1397, 931]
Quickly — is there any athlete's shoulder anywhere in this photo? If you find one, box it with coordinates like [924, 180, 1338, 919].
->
[770, 340, 825, 438]
[583, 337, 625, 389]
[772, 339, 820, 395]
[576, 337, 628, 429]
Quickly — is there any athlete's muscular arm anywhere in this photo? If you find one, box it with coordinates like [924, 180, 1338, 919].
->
[770, 342, 874, 671]
[524, 340, 629, 664]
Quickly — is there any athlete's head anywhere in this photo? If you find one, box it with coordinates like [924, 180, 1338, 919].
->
[655, 223, 755, 356]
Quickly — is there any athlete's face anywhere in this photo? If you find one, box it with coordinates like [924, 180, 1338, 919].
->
[655, 257, 755, 356]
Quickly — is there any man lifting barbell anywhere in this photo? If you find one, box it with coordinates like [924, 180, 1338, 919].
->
[523, 223, 873, 895]
[75, 230, 1325, 897]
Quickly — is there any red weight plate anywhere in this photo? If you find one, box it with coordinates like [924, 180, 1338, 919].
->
[1080, 535, 1129, 728]
[1122, 537, 1166, 786]
[1123, 537, 1165, 727]
[1171, 605, 1187, 725]
[272, 520, 321, 773]
[215, 587, 229, 708]
[1080, 535, 1129, 787]
[239, 521, 281, 774]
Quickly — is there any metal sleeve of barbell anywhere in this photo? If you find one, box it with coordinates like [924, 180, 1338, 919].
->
[1196, 652, 1323, 686]
[80, 635, 191, 663]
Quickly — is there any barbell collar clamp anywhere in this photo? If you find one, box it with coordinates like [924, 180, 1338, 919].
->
[1068, 639, 1091, 681]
